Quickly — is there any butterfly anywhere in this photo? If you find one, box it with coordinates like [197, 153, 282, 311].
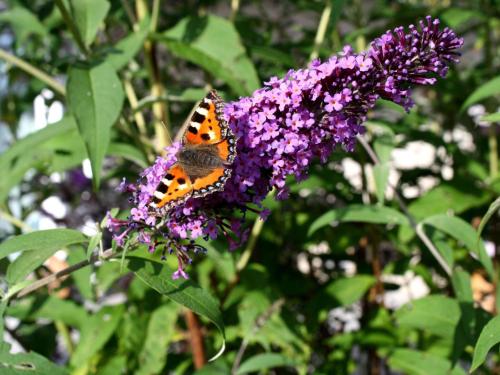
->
[149, 90, 237, 211]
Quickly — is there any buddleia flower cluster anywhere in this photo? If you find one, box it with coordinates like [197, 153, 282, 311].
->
[107, 16, 463, 279]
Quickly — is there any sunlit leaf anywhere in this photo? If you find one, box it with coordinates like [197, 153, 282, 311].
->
[67, 61, 124, 188]
[158, 15, 260, 96]
[0, 229, 87, 261]
[308, 204, 409, 236]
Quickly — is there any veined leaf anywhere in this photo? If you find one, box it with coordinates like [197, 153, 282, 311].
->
[308, 204, 409, 236]
[471, 315, 500, 372]
[67, 61, 124, 188]
[126, 257, 226, 361]
[69, 0, 110, 47]
[158, 15, 259, 96]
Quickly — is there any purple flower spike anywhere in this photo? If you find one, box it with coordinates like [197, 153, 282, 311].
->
[108, 17, 463, 278]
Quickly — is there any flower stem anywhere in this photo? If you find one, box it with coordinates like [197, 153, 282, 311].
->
[55, 321, 74, 355]
[309, 0, 332, 62]
[356, 134, 452, 276]
[136, 0, 171, 151]
[0, 210, 32, 232]
[0, 49, 66, 96]
[54, 0, 90, 58]
[230, 0, 240, 22]
[488, 124, 498, 180]
[236, 217, 264, 272]
[15, 248, 116, 298]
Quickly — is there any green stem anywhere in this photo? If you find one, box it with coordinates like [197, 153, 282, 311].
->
[0, 210, 32, 232]
[0, 49, 66, 96]
[136, 0, 171, 151]
[236, 217, 264, 272]
[55, 321, 74, 355]
[230, 0, 240, 22]
[309, 0, 332, 62]
[54, 0, 90, 57]
[488, 120, 498, 180]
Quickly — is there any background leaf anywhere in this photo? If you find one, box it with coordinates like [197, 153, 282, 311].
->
[309, 204, 409, 236]
[67, 61, 124, 188]
[470, 315, 500, 372]
[69, 0, 110, 47]
[126, 258, 226, 360]
[158, 15, 260, 96]
[236, 353, 296, 374]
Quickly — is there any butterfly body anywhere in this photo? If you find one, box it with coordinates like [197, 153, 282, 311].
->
[150, 91, 236, 210]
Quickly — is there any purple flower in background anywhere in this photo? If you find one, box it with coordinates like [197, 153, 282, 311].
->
[107, 17, 463, 278]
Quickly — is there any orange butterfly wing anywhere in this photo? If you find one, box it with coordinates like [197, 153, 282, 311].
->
[184, 91, 228, 146]
[150, 165, 193, 209]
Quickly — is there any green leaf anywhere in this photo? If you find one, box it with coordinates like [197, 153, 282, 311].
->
[126, 257, 226, 360]
[308, 204, 409, 236]
[0, 350, 68, 375]
[236, 353, 296, 375]
[108, 143, 148, 168]
[408, 183, 490, 221]
[461, 75, 500, 112]
[0, 116, 79, 201]
[325, 275, 376, 306]
[98, 356, 127, 375]
[106, 18, 150, 71]
[0, 229, 87, 261]
[477, 197, 500, 241]
[69, 0, 110, 47]
[70, 305, 124, 367]
[396, 295, 460, 338]
[470, 315, 500, 371]
[373, 164, 390, 204]
[0, 6, 47, 44]
[388, 349, 466, 375]
[68, 247, 94, 300]
[7, 246, 62, 285]
[85, 232, 102, 261]
[158, 15, 259, 96]
[481, 112, 500, 122]
[136, 304, 179, 375]
[421, 214, 494, 279]
[67, 61, 124, 188]
[30, 296, 89, 328]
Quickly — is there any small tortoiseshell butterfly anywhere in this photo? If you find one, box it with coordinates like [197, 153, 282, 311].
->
[149, 90, 237, 210]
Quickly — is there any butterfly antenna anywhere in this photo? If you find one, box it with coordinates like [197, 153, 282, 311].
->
[161, 120, 174, 144]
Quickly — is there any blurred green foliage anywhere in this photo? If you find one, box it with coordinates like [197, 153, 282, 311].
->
[0, 0, 499, 374]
